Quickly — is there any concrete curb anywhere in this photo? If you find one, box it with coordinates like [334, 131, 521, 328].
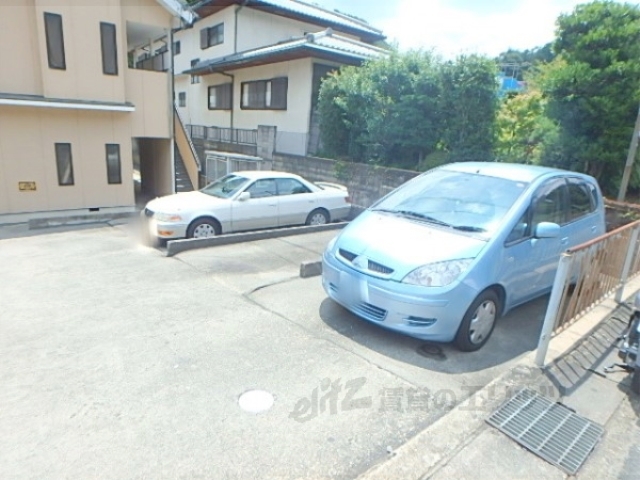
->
[165, 222, 346, 257]
[28, 211, 138, 229]
[358, 276, 640, 480]
[300, 260, 322, 278]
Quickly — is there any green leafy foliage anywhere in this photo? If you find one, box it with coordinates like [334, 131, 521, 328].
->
[536, 1, 640, 194]
[318, 51, 498, 170]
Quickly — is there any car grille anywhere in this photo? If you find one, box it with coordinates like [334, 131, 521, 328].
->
[144, 208, 154, 218]
[352, 302, 387, 322]
[338, 249, 394, 276]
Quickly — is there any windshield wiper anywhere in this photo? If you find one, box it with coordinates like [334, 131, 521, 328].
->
[453, 225, 487, 233]
[395, 210, 452, 227]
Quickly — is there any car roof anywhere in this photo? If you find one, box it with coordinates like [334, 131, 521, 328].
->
[437, 162, 583, 184]
[229, 170, 305, 180]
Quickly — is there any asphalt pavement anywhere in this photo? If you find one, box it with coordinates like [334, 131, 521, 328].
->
[1, 219, 638, 479]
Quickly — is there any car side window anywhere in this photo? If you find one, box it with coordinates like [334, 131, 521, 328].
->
[505, 210, 531, 244]
[246, 179, 276, 198]
[531, 180, 567, 226]
[567, 179, 595, 222]
[276, 178, 310, 196]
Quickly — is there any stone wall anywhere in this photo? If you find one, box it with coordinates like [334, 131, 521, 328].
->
[273, 153, 419, 208]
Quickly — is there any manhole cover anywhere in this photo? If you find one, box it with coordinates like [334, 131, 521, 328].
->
[238, 390, 274, 414]
[486, 388, 603, 475]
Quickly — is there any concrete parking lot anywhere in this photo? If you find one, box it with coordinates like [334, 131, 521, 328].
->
[1, 220, 550, 479]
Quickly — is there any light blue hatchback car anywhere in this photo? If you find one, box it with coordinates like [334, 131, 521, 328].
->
[322, 162, 606, 351]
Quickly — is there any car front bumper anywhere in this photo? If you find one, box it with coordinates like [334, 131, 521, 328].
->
[322, 250, 477, 342]
[140, 210, 188, 240]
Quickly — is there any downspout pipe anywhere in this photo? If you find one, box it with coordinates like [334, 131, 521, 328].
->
[219, 70, 235, 141]
[234, 0, 249, 53]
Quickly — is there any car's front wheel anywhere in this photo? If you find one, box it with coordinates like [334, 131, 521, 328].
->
[306, 209, 329, 226]
[187, 218, 221, 239]
[454, 289, 501, 352]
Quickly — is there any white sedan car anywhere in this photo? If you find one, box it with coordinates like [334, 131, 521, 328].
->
[143, 171, 352, 240]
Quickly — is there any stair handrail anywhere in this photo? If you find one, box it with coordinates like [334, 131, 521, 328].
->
[174, 106, 201, 171]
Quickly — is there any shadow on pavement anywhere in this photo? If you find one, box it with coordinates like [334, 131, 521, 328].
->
[546, 305, 630, 396]
[318, 294, 549, 374]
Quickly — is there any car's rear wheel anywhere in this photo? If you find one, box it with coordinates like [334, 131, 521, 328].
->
[306, 209, 329, 226]
[454, 290, 501, 352]
[187, 218, 220, 239]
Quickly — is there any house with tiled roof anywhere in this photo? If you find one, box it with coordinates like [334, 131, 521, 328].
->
[173, 0, 387, 159]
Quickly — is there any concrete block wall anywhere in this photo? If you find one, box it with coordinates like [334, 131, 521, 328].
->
[273, 153, 420, 208]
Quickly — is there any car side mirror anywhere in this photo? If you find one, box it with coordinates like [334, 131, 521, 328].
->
[535, 221, 560, 239]
[237, 192, 251, 202]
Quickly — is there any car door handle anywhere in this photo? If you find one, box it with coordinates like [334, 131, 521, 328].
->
[561, 237, 569, 245]
[591, 226, 597, 233]
[268, 203, 277, 207]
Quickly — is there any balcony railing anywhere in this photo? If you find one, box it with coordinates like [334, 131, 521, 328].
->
[187, 125, 258, 145]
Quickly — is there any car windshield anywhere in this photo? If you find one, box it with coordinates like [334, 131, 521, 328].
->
[200, 174, 249, 198]
[372, 169, 529, 236]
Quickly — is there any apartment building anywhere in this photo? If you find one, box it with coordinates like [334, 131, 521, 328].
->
[173, 0, 387, 157]
[0, 0, 193, 221]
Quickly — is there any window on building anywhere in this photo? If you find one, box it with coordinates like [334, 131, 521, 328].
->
[100, 22, 118, 75]
[44, 12, 66, 70]
[173, 41, 181, 55]
[106, 144, 122, 184]
[241, 77, 288, 110]
[55, 143, 74, 186]
[178, 92, 186, 107]
[208, 83, 232, 110]
[190, 59, 201, 84]
[200, 23, 224, 49]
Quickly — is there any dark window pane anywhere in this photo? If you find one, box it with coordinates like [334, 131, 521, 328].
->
[100, 22, 118, 75]
[106, 144, 121, 184]
[55, 143, 74, 186]
[242, 78, 287, 110]
[200, 28, 208, 49]
[277, 178, 309, 195]
[208, 83, 232, 110]
[178, 92, 186, 107]
[44, 12, 66, 70]
[568, 182, 593, 221]
[271, 77, 288, 110]
[247, 179, 276, 198]
[173, 41, 181, 55]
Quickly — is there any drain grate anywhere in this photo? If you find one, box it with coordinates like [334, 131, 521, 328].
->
[486, 388, 603, 475]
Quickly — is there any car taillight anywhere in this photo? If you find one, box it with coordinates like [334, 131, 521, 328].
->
[345, 195, 351, 203]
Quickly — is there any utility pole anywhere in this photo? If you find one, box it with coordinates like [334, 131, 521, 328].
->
[618, 103, 640, 201]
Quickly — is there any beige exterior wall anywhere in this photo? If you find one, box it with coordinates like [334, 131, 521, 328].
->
[0, 0, 177, 216]
[173, 6, 360, 75]
[174, 7, 236, 74]
[0, 107, 134, 214]
[33, 0, 126, 102]
[236, 8, 361, 52]
[0, 2, 43, 96]
[125, 68, 171, 138]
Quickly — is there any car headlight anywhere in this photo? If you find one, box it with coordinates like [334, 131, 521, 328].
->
[154, 212, 183, 222]
[403, 259, 474, 287]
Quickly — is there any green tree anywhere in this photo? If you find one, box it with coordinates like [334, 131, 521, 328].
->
[537, 1, 640, 194]
[438, 55, 498, 163]
[495, 90, 557, 164]
[318, 52, 498, 169]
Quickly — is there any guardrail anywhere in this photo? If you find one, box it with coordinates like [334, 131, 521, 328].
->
[536, 219, 640, 366]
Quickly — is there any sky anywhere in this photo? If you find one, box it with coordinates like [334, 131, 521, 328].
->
[313, 0, 629, 58]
